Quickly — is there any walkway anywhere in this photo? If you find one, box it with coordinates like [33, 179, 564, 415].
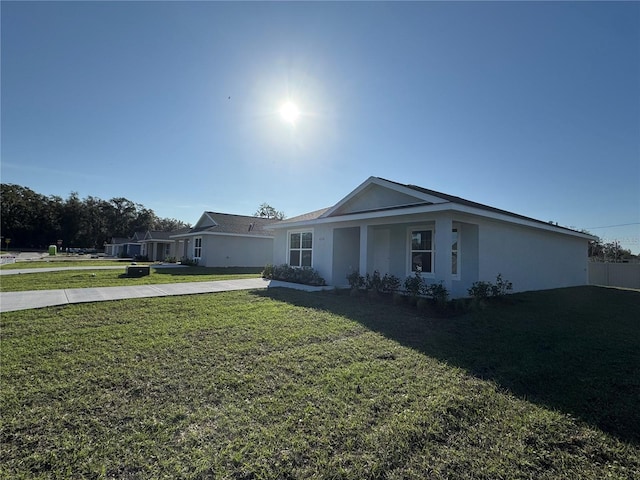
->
[0, 278, 329, 313]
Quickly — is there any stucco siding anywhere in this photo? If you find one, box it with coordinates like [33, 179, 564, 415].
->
[478, 220, 589, 293]
[331, 184, 424, 216]
[332, 227, 360, 287]
[200, 235, 273, 267]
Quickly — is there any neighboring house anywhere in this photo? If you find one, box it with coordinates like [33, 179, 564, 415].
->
[268, 177, 596, 297]
[104, 233, 143, 258]
[140, 229, 190, 262]
[171, 212, 277, 268]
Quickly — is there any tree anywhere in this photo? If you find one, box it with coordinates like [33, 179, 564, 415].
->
[0, 183, 191, 249]
[255, 203, 285, 220]
[153, 217, 191, 232]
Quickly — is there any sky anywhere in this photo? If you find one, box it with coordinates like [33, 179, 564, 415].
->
[2, 1, 639, 253]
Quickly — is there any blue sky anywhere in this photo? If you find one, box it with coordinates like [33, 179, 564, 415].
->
[2, 1, 639, 252]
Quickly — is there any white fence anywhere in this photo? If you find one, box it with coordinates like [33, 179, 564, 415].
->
[589, 262, 640, 289]
[0, 255, 16, 265]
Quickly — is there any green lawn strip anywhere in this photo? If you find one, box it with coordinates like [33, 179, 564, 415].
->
[0, 260, 141, 270]
[1, 289, 638, 479]
[0, 267, 261, 292]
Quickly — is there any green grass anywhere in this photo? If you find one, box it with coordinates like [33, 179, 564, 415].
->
[1, 286, 639, 479]
[0, 260, 148, 269]
[0, 267, 262, 292]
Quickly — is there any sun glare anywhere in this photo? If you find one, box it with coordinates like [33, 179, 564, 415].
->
[279, 101, 300, 125]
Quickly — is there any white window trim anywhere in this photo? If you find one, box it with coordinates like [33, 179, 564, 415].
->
[287, 229, 314, 268]
[407, 226, 435, 278]
[452, 225, 461, 280]
[193, 236, 202, 259]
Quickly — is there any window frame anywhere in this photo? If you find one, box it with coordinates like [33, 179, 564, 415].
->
[193, 236, 202, 259]
[451, 226, 460, 279]
[288, 230, 313, 268]
[407, 226, 434, 277]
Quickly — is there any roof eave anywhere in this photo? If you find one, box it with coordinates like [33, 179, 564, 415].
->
[268, 202, 596, 240]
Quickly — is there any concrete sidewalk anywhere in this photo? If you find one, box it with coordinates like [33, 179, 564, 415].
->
[0, 278, 329, 313]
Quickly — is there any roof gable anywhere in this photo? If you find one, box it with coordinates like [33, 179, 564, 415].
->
[321, 177, 447, 218]
[194, 212, 218, 229]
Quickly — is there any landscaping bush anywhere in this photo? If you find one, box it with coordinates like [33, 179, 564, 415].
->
[424, 281, 449, 307]
[365, 270, 384, 293]
[468, 274, 513, 299]
[403, 271, 425, 299]
[180, 257, 199, 267]
[491, 273, 513, 297]
[346, 270, 365, 290]
[263, 264, 326, 286]
[382, 273, 401, 293]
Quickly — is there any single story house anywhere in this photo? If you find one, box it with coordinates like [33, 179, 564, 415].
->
[140, 229, 190, 262]
[268, 177, 595, 297]
[104, 232, 143, 258]
[171, 212, 277, 267]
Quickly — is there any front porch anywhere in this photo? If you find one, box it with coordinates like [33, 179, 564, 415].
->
[330, 215, 479, 298]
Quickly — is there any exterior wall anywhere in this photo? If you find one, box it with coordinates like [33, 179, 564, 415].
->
[332, 227, 360, 286]
[200, 235, 273, 267]
[477, 219, 589, 293]
[332, 184, 424, 216]
[272, 212, 588, 296]
[454, 223, 479, 297]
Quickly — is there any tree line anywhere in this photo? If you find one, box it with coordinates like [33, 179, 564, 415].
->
[1, 184, 190, 250]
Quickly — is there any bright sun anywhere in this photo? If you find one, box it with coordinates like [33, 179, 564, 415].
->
[279, 101, 300, 125]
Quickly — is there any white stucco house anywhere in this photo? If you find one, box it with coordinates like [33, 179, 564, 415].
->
[140, 229, 190, 262]
[268, 177, 595, 297]
[171, 212, 277, 268]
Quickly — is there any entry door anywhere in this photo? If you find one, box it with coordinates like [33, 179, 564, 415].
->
[372, 229, 390, 274]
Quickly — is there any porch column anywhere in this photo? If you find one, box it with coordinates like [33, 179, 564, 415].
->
[434, 215, 453, 291]
[359, 225, 368, 275]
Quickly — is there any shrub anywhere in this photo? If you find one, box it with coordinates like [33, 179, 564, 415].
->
[403, 271, 425, 298]
[180, 257, 199, 267]
[262, 264, 274, 279]
[468, 281, 493, 299]
[425, 281, 449, 306]
[365, 270, 384, 293]
[382, 274, 401, 293]
[491, 274, 513, 297]
[163, 256, 177, 264]
[468, 274, 513, 299]
[346, 270, 365, 290]
[266, 264, 326, 286]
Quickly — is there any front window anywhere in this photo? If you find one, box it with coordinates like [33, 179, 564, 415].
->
[410, 230, 433, 273]
[289, 231, 312, 267]
[452, 228, 459, 276]
[194, 237, 202, 258]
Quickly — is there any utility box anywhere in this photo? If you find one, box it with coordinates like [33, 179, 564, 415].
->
[48, 245, 57, 256]
[126, 265, 150, 277]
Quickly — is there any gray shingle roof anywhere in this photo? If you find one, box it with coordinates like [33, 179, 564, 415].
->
[189, 212, 279, 236]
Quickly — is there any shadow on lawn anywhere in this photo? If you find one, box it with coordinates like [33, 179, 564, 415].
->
[252, 286, 640, 444]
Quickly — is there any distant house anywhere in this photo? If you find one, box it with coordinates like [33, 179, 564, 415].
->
[171, 212, 277, 268]
[140, 229, 190, 262]
[267, 177, 596, 297]
[104, 232, 143, 258]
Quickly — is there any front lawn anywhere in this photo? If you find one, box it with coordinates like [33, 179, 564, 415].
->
[0, 267, 262, 292]
[1, 286, 638, 479]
